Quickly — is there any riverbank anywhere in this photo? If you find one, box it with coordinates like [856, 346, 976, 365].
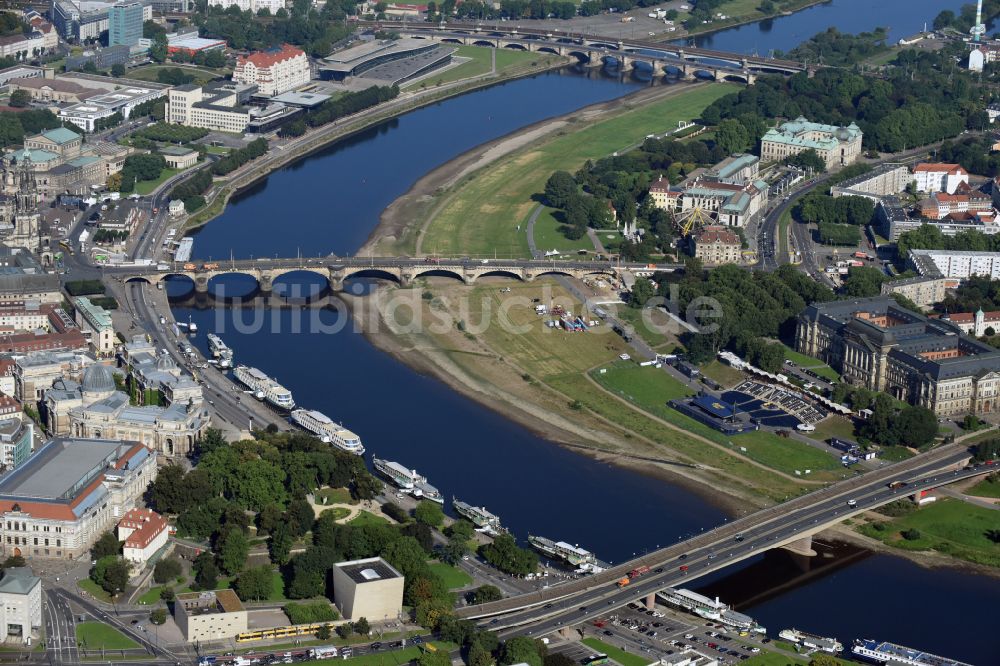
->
[679, 0, 829, 39]
[178, 48, 567, 235]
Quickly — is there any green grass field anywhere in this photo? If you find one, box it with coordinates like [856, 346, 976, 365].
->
[610, 305, 683, 350]
[428, 561, 473, 590]
[77, 578, 112, 603]
[782, 344, 840, 381]
[590, 363, 840, 476]
[405, 45, 561, 89]
[699, 360, 745, 388]
[135, 167, 183, 196]
[419, 83, 739, 257]
[76, 622, 141, 650]
[581, 638, 649, 666]
[858, 498, 1000, 567]
[968, 474, 1000, 499]
[531, 206, 596, 254]
[315, 643, 456, 666]
[811, 416, 857, 443]
[348, 511, 390, 527]
[315, 486, 358, 505]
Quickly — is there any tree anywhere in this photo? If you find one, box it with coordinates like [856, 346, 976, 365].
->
[217, 528, 250, 576]
[479, 533, 538, 576]
[153, 557, 182, 584]
[193, 552, 219, 590]
[111, 63, 125, 77]
[470, 584, 503, 605]
[316, 624, 332, 640]
[8, 90, 30, 108]
[500, 636, 543, 666]
[419, 650, 451, 666]
[843, 266, 886, 298]
[160, 586, 175, 602]
[234, 565, 274, 601]
[809, 656, 841, 666]
[715, 118, 750, 154]
[269, 521, 295, 565]
[544, 171, 577, 208]
[90, 531, 120, 561]
[901, 528, 922, 541]
[414, 500, 444, 528]
[629, 277, 655, 309]
[150, 608, 167, 625]
[354, 617, 370, 635]
[257, 503, 283, 536]
[336, 623, 353, 639]
[91, 556, 130, 596]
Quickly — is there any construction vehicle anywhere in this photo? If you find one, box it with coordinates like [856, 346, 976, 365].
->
[629, 565, 650, 578]
[203, 262, 219, 270]
[183, 262, 196, 270]
[617, 576, 630, 587]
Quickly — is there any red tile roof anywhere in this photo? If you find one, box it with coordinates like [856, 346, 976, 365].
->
[695, 225, 740, 245]
[119, 508, 167, 549]
[914, 162, 967, 175]
[238, 44, 305, 69]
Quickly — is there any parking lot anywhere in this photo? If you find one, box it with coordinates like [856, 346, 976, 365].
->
[576, 602, 773, 666]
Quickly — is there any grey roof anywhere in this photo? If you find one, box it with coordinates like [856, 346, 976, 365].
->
[82, 364, 115, 393]
[335, 557, 401, 583]
[0, 567, 39, 595]
[0, 437, 136, 501]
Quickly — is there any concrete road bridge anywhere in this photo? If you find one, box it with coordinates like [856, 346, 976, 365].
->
[454, 442, 988, 634]
[109, 256, 680, 294]
[368, 21, 812, 84]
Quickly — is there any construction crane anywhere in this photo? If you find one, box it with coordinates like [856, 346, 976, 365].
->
[673, 205, 714, 236]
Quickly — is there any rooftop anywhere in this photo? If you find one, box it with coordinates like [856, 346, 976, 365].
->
[73, 296, 113, 329]
[335, 557, 402, 583]
[239, 44, 306, 69]
[177, 589, 244, 615]
[40, 127, 82, 145]
[0, 437, 143, 501]
[0, 567, 39, 596]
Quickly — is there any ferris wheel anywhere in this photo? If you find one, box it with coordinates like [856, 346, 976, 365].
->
[673, 205, 715, 237]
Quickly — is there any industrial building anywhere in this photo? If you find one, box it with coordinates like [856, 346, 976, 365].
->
[331, 557, 404, 621]
[0, 437, 157, 559]
[175, 589, 247, 643]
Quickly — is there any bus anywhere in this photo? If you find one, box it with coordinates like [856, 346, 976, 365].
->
[586, 654, 609, 666]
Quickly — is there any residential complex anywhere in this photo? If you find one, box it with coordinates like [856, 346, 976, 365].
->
[916, 184, 993, 220]
[692, 226, 742, 265]
[908, 248, 1000, 280]
[206, 0, 284, 12]
[795, 296, 1000, 417]
[0, 417, 33, 472]
[233, 44, 311, 97]
[331, 557, 404, 621]
[880, 276, 948, 309]
[0, 437, 157, 559]
[830, 163, 911, 200]
[759, 117, 862, 170]
[175, 589, 247, 642]
[913, 162, 969, 194]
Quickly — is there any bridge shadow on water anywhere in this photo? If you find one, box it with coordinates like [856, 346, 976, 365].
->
[693, 540, 870, 611]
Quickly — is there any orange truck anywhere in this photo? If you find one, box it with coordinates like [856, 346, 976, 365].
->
[183, 262, 196, 270]
[617, 577, 630, 588]
[203, 262, 219, 270]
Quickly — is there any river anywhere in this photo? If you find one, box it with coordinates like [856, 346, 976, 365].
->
[170, 1, 1000, 661]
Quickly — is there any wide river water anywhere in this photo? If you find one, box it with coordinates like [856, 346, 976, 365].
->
[171, 1, 1000, 661]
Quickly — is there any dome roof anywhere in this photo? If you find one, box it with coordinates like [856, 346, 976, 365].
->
[156, 353, 176, 372]
[82, 364, 115, 394]
[834, 127, 851, 141]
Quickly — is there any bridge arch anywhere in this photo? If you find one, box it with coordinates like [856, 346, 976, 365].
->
[342, 268, 403, 284]
[441, 37, 463, 45]
[472, 40, 496, 47]
[568, 50, 591, 63]
[124, 276, 152, 286]
[411, 267, 466, 283]
[589, 41, 618, 50]
[690, 68, 717, 80]
[476, 269, 526, 282]
[537, 46, 561, 56]
[504, 43, 528, 50]
[270, 269, 333, 301]
[662, 63, 685, 77]
[723, 73, 750, 83]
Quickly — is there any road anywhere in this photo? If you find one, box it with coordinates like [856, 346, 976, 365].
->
[459, 442, 985, 630]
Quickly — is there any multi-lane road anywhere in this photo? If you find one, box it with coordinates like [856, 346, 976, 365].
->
[461, 443, 986, 636]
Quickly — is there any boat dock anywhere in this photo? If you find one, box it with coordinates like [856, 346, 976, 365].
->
[658, 588, 763, 633]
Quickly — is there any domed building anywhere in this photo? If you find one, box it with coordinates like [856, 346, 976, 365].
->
[44, 362, 208, 458]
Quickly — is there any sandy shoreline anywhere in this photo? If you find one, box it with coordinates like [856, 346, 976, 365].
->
[359, 82, 707, 256]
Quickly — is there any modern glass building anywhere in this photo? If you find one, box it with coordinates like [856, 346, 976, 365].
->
[108, 1, 143, 48]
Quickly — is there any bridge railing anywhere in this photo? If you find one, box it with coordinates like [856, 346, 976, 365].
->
[458, 442, 968, 618]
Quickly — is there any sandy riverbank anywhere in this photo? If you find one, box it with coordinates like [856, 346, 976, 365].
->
[359, 82, 708, 257]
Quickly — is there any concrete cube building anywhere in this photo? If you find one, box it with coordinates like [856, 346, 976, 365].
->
[331, 557, 404, 621]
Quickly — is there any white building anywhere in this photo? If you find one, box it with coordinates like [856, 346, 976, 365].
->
[0, 568, 41, 643]
[0, 437, 157, 560]
[206, 0, 284, 12]
[72, 297, 114, 355]
[331, 557, 404, 621]
[166, 83, 252, 134]
[913, 162, 969, 194]
[117, 508, 167, 564]
[908, 248, 1000, 280]
[175, 589, 247, 642]
[233, 44, 310, 97]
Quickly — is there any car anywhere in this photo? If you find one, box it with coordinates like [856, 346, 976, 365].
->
[490, 619, 499, 625]
[750, 648, 760, 653]
[620, 353, 631, 361]
[579, 606, 588, 612]
[679, 553, 688, 560]
[411, 637, 423, 645]
[604, 630, 613, 636]
[654, 567, 663, 573]
[545, 603, 553, 608]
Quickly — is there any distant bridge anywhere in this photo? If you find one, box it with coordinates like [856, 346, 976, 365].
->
[368, 21, 812, 84]
[109, 257, 681, 294]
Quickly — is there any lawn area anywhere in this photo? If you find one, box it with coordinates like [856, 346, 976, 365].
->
[419, 83, 739, 258]
[128, 64, 227, 86]
[428, 561, 473, 590]
[315, 487, 358, 505]
[857, 498, 1000, 567]
[320, 507, 352, 521]
[741, 653, 807, 666]
[348, 510, 390, 527]
[137, 585, 168, 605]
[612, 305, 683, 349]
[76, 622, 140, 650]
[879, 446, 915, 462]
[699, 359, 745, 388]
[811, 416, 857, 443]
[782, 344, 839, 381]
[269, 570, 287, 601]
[582, 638, 648, 666]
[135, 167, 183, 196]
[531, 206, 596, 254]
[405, 46, 560, 89]
[590, 362, 840, 476]
[966, 473, 1000, 499]
[77, 578, 112, 603]
[315, 643, 457, 666]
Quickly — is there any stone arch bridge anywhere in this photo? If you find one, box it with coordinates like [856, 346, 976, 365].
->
[112, 257, 680, 295]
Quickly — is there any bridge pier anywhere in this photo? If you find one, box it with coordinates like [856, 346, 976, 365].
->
[194, 276, 209, 295]
[644, 593, 656, 611]
[781, 535, 817, 557]
[258, 274, 273, 297]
